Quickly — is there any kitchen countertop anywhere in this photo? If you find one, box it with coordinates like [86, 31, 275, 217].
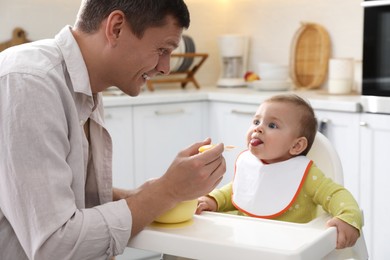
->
[103, 86, 364, 113]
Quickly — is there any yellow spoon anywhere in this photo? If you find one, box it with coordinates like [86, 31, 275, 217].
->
[198, 144, 236, 153]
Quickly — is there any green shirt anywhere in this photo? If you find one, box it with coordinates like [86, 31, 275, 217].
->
[209, 163, 362, 232]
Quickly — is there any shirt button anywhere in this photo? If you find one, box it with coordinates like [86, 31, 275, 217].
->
[80, 120, 84, 125]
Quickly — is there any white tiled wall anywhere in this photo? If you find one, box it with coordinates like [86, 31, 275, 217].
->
[0, 0, 363, 87]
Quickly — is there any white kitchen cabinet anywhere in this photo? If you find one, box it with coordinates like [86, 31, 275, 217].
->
[314, 110, 361, 202]
[359, 113, 390, 260]
[132, 101, 207, 187]
[208, 101, 259, 187]
[104, 106, 135, 189]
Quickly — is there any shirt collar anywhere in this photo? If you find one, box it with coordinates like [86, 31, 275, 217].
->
[54, 26, 104, 124]
[55, 25, 92, 97]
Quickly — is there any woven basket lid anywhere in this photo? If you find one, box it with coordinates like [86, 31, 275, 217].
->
[290, 22, 331, 89]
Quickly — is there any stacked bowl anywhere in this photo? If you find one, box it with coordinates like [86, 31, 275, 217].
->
[251, 63, 291, 91]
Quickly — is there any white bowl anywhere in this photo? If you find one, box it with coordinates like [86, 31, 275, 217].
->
[257, 63, 289, 80]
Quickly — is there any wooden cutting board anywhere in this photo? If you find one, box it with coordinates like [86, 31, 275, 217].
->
[290, 22, 331, 89]
[0, 27, 30, 52]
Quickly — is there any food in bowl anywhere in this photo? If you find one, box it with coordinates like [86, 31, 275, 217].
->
[154, 199, 198, 224]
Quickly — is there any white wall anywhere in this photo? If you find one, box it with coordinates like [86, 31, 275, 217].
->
[1, 0, 363, 87]
[0, 0, 80, 41]
[185, 0, 363, 87]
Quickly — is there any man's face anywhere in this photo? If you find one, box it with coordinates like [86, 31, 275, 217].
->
[107, 15, 183, 96]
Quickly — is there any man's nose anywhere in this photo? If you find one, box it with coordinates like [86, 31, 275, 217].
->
[156, 55, 170, 75]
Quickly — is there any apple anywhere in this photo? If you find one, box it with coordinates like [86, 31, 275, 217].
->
[244, 71, 260, 82]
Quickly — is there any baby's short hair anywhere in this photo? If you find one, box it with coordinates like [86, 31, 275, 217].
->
[264, 94, 318, 155]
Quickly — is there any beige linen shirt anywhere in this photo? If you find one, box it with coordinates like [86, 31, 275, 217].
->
[0, 26, 132, 260]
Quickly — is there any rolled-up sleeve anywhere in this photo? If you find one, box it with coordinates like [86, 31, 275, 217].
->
[38, 200, 132, 259]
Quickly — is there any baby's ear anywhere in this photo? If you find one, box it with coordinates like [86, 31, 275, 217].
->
[290, 137, 308, 155]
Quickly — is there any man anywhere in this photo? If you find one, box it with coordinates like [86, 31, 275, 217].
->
[0, 0, 226, 259]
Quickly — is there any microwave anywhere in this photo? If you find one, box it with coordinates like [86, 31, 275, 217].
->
[362, 0, 390, 97]
[361, 0, 390, 114]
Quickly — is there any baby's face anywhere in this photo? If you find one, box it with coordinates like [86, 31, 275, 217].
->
[246, 101, 303, 164]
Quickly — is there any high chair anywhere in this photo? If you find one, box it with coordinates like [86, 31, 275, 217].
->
[307, 132, 369, 259]
[130, 132, 369, 260]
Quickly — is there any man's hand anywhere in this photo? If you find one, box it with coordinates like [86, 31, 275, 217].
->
[124, 138, 226, 236]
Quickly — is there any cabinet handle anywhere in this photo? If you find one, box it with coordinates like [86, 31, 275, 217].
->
[318, 118, 330, 135]
[359, 121, 368, 127]
[231, 109, 255, 116]
[155, 108, 185, 116]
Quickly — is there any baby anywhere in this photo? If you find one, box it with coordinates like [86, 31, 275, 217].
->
[197, 94, 362, 249]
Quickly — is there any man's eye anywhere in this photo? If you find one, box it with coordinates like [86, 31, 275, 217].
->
[268, 122, 277, 129]
[158, 48, 168, 56]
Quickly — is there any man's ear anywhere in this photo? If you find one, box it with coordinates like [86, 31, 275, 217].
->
[105, 10, 126, 46]
[290, 137, 308, 155]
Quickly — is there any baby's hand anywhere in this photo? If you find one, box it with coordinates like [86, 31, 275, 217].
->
[196, 196, 218, 214]
[327, 217, 360, 249]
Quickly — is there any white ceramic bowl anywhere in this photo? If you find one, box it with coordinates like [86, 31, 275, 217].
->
[257, 63, 289, 80]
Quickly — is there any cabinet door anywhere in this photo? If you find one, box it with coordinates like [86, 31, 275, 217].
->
[208, 102, 258, 187]
[133, 102, 207, 187]
[104, 106, 135, 189]
[359, 113, 390, 260]
[314, 110, 361, 201]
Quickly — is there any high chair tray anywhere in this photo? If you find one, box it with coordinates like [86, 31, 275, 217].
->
[128, 212, 337, 260]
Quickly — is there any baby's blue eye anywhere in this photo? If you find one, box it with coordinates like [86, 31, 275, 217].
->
[253, 119, 260, 126]
[268, 122, 277, 129]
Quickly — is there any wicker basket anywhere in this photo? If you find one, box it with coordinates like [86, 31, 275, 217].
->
[290, 22, 331, 89]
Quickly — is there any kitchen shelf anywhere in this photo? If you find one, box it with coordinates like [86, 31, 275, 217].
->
[146, 53, 208, 91]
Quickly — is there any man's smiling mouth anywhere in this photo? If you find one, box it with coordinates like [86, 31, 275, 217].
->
[142, 73, 150, 80]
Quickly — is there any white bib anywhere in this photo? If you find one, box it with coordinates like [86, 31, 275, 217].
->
[232, 151, 312, 218]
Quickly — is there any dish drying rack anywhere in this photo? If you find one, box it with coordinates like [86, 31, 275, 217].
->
[146, 53, 208, 91]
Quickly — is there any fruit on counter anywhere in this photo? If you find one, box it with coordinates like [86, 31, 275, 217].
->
[198, 144, 236, 153]
[244, 71, 260, 82]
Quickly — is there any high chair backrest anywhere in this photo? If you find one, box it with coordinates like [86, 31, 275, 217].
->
[307, 132, 369, 259]
[306, 131, 344, 185]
